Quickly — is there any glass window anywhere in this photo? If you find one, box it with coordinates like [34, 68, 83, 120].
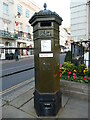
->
[17, 4, 22, 15]
[18, 23, 23, 31]
[25, 9, 29, 18]
[3, 3, 8, 14]
[4, 22, 8, 31]
[26, 25, 30, 33]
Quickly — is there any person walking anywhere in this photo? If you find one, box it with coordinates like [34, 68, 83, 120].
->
[15, 49, 19, 61]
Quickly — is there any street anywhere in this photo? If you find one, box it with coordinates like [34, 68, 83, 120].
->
[1, 54, 65, 93]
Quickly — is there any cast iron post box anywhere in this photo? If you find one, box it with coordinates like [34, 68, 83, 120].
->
[29, 3, 63, 116]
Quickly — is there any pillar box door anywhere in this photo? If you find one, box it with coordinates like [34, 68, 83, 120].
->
[29, 3, 63, 116]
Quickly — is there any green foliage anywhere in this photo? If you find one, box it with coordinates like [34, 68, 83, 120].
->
[61, 62, 76, 75]
[60, 62, 89, 84]
[77, 64, 86, 76]
[87, 67, 90, 77]
[64, 51, 71, 62]
[4, 99, 9, 105]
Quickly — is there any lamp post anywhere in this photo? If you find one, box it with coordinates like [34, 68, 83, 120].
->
[80, 37, 84, 64]
[89, 35, 90, 67]
[70, 38, 74, 63]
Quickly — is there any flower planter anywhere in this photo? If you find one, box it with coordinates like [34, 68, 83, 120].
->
[60, 79, 88, 100]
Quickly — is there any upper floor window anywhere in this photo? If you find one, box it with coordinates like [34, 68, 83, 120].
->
[3, 3, 8, 14]
[17, 4, 22, 15]
[4, 22, 8, 31]
[25, 9, 29, 18]
[26, 25, 30, 33]
[18, 23, 23, 31]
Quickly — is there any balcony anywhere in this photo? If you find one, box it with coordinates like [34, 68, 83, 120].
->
[15, 31, 32, 40]
[0, 30, 17, 40]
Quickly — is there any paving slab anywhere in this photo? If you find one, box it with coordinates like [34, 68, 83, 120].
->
[10, 88, 34, 108]
[2, 94, 88, 119]
[19, 95, 69, 118]
[62, 94, 70, 107]
[57, 97, 88, 118]
[2, 105, 33, 118]
[20, 98, 37, 118]
[20, 94, 88, 118]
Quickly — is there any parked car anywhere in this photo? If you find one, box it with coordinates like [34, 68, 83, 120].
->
[5, 53, 14, 60]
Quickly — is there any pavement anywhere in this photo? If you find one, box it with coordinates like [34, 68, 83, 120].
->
[1, 79, 89, 119]
[0, 55, 34, 64]
[0, 54, 89, 119]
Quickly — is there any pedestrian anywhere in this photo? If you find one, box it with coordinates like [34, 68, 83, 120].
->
[15, 49, 19, 61]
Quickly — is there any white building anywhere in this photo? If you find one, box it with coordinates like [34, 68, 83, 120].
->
[0, 0, 41, 59]
[87, 0, 90, 38]
[14, 0, 41, 56]
[60, 26, 71, 52]
[70, 0, 89, 41]
[0, 0, 15, 34]
[0, 0, 16, 57]
[70, 0, 90, 68]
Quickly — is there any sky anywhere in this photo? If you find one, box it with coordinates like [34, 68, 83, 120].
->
[32, 0, 70, 27]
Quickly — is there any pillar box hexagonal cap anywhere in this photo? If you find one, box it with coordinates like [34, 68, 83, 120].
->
[29, 3, 63, 26]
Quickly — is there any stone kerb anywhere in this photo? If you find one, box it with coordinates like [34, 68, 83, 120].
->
[60, 79, 88, 100]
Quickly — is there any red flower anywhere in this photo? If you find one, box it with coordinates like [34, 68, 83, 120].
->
[87, 77, 90, 81]
[83, 77, 85, 81]
[73, 73, 76, 80]
[81, 77, 83, 80]
[60, 73, 62, 77]
[68, 75, 70, 79]
[68, 71, 71, 75]
[60, 64, 61, 68]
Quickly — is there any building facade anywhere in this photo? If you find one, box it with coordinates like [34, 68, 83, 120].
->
[70, 0, 90, 68]
[60, 26, 70, 52]
[70, 0, 90, 41]
[14, 0, 41, 55]
[87, 0, 90, 38]
[0, 0, 16, 59]
[0, 0, 41, 59]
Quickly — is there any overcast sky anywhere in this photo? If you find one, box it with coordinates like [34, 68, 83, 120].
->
[32, 0, 70, 27]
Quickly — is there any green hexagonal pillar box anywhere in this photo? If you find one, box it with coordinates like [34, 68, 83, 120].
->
[29, 3, 63, 116]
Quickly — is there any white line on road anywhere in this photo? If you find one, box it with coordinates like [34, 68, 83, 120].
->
[0, 63, 34, 71]
[0, 77, 35, 95]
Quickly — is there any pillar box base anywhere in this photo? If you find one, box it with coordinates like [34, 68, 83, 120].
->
[34, 90, 62, 116]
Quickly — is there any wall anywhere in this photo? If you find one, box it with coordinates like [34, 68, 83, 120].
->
[70, 0, 87, 41]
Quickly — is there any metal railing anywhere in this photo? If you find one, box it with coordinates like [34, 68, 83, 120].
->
[0, 30, 32, 40]
[14, 30, 32, 39]
[0, 30, 17, 39]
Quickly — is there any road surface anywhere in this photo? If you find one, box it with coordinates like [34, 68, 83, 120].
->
[1, 54, 65, 93]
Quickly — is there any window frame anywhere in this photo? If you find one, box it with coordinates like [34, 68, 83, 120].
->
[26, 25, 30, 33]
[17, 4, 22, 15]
[3, 2, 8, 14]
[25, 9, 29, 18]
